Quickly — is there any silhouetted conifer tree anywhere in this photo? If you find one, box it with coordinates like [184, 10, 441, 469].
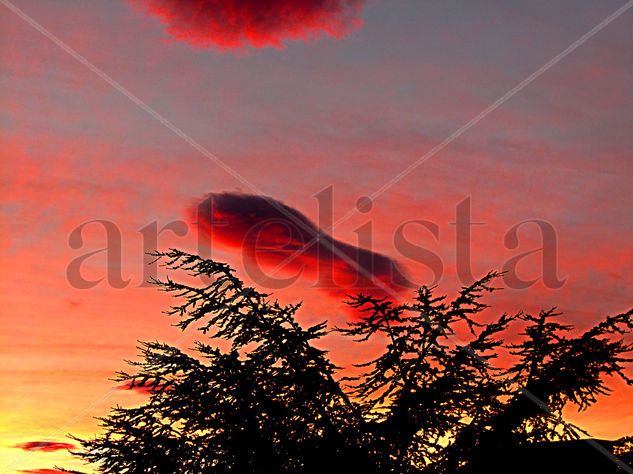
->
[72, 250, 633, 473]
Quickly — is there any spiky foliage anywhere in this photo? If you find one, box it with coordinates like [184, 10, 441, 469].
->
[72, 250, 633, 473]
[339, 273, 522, 472]
[73, 250, 369, 473]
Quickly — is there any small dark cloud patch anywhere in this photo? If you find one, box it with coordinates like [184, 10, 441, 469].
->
[13, 441, 75, 452]
[18, 469, 69, 474]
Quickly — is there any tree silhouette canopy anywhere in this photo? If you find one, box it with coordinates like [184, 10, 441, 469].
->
[72, 249, 633, 473]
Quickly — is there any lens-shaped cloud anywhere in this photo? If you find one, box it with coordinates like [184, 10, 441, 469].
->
[195, 192, 411, 302]
[133, 0, 366, 49]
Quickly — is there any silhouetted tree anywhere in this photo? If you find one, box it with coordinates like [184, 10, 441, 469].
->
[72, 250, 633, 473]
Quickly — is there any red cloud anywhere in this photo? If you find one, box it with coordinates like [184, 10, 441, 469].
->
[133, 0, 366, 49]
[195, 193, 411, 303]
[13, 441, 75, 452]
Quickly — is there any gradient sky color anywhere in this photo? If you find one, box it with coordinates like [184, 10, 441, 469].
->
[1, 0, 633, 472]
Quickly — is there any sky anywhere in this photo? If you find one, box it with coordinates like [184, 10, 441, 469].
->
[1, 0, 633, 472]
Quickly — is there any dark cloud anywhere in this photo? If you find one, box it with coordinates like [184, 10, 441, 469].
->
[13, 441, 75, 452]
[133, 0, 366, 49]
[195, 192, 411, 302]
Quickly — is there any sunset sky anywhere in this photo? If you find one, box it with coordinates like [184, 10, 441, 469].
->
[1, 0, 633, 472]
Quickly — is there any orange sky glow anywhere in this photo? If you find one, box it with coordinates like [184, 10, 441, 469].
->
[1, 1, 633, 472]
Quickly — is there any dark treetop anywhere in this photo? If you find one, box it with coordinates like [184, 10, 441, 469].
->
[70, 249, 633, 473]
